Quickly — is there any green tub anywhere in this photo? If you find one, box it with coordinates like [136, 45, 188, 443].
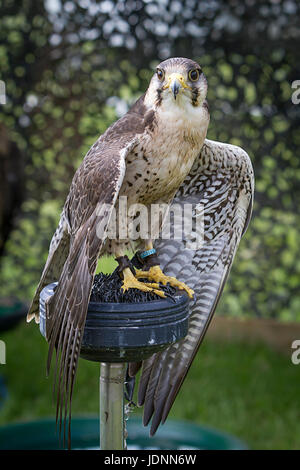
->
[0, 416, 247, 450]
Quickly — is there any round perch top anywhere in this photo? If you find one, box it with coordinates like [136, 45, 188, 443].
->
[39, 273, 191, 363]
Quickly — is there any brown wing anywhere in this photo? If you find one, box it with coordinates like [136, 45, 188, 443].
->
[39, 100, 152, 447]
[130, 139, 254, 435]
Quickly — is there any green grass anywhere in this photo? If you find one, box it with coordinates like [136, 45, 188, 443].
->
[0, 321, 299, 449]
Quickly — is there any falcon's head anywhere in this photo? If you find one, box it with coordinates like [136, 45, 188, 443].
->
[145, 57, 208, 109]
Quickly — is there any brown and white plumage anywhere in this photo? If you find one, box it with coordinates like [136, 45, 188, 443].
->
[129, 138, 254, 435]
[27, 57, 254, 445]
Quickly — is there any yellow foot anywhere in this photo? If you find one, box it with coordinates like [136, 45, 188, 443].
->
[121, 267, 166, 298]
[136, 265, 194, 299]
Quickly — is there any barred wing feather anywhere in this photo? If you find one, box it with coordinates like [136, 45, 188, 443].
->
[131, 139, 254, 435]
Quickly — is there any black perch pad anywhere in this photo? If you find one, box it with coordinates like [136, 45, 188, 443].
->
[39, 254, 190, 363]
[90, 254, 177, 303]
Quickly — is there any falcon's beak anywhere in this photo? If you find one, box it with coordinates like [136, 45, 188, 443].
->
[170, 79, 181, 100]
[164, 73, 192, 100]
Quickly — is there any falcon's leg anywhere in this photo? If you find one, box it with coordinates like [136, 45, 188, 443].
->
[135, 242, 194, 299]
[115, 254, 166, 299]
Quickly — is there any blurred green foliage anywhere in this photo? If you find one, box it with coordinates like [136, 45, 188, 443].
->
[0, 0, 299, 320]
[1, 322, 300, 449]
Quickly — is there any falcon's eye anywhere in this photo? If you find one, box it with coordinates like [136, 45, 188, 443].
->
[189, 69, 200, 81]
[156, 68, 165, 81]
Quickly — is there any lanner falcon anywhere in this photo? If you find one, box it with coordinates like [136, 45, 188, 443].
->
[27, 57, 254, 442]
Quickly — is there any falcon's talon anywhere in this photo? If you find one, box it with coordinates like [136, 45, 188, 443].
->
[136, 266, 194, 299]
[143, 282, 160, 289]
[121, 267, 166, 298]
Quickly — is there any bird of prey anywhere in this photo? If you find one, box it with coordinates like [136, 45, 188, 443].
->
[27, 57, 254, 443]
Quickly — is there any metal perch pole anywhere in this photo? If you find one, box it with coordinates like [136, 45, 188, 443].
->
[99, 362, 127, 450]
